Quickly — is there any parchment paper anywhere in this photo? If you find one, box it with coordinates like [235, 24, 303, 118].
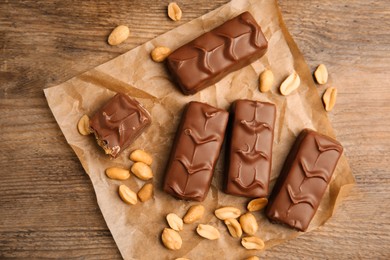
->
[44, 0, 355, 259]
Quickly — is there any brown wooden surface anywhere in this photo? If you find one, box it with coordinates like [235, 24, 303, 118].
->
[1, 0, 389, 258]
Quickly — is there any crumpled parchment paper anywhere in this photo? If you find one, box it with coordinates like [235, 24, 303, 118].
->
[44, 0, 355, 259]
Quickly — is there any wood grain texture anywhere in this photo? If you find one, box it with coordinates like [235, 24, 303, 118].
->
[1, 0, 389, 258]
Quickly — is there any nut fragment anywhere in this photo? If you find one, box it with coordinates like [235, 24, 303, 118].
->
[314, 64, 328, 85]
[105, 167, 130, 180]
[259, 69, 274, 93]
[247, 198, 268, 212]
[166, 213, 184, 231]
[224, 218, 242, 238]
[108, 25, 130, 46]
[241, 236, 265, 250]
[280, 71, 301, 96]
[167, 2, 182, 21]
[118, 185, 137, 205]
[183, 205, 204, 224]
[131, 162, 153, 180]
[245, 256, 260, 260]
[239, 213, 258, 235]
[322, 87, 337, 112]
[77, 115, 91, 136]
[151, 46, 172, 63]
[196, 224, 220, 240]
[214, 206, 241, 220]
[175, 258, 190, 260]
[130, 149, 153, 165]
[161, 228, 182, 250]
[137, 183, 153, 202]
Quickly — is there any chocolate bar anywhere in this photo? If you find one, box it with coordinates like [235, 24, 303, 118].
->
[166, 11, 268, 95]
[163, 101, 229, 201]
[89, 93, 151, 158]
[225, 100, 276, 198]
[265, 129, 343, 231]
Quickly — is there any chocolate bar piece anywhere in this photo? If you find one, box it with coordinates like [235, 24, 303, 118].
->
[89, 93, 151, 158]
[225, 100, 276, 198]
[163, 101, 229, 201]
[265, 129, 343, 231]
[166, 11, 268, 95]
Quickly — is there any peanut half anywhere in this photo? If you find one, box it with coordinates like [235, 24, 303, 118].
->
[108, 25, 130, 46]
[215, 206, 241, 220]
[259, 69, 274, 93]
[245, 256, 260, 260]
[247, 198, 268, 212]
[137, 183, 153, 202]
[167, 2, 182, 21]
[280, 71, 301, 96]
[131, 162, 153, 180]
[183, 204, 204, 224]
[151, 46, 172, 63]
[105, 167, 130, 180]
[130, 149, 153, 165]
[118, 185, 137, 205]
[314, 64, 328, 85]
[77, 114, 91, 136]
[162, 228, 182, 250]
[196, 224, 220, 240]
[241, 236, 265, 250]
[239, 213, 258, 235]
[166, 213, 184, 231]
[323, 87, 337, 112]
[224, 218, 242, 238]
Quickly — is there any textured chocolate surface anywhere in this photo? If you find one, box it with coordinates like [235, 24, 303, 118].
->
[163, 101, 229, 201]
[265, 129, 343, 231]
[225, 100, 276, 198]
[166, 11, 268, 95]
[89, 93, 151, 158]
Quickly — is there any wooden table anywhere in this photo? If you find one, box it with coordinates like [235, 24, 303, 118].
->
[1, 0, 389, 258]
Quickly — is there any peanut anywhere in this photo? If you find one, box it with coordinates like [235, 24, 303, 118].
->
[196, 224, 220, 240]
[239, 213, 258, 235]
[166, 213, 184, 231]
[137, 183, 153, 202]
[245, 256, 260, 260]
[77, 114, 91, 136]
[131, 162, 153, 180]
[130, 149, 153, 165]
[259, 69, 274, 93]
[167, 2, 182, 21]
[183, 204, 204, 224]
[280, 71, 301, 96]
[224, 218, 242, 238]
[107, 25, 130, 46]
[214, 206, 241, 220]
[247, 198, 268, 212]
[314, 64, 328, 85]
[322, 87, 337, 112]
[241, 236, 265, 250]
[151, 46, 172, 63]
[161, 228, 182, 250]
[118, 185, 137, 205]
[105, 167, 130, 180]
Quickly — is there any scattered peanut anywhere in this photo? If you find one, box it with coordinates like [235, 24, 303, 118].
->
[107, 25, 130, 46]
[118, 185, 137, 205]
[105, 167, 130, 180]
[130, 149, 153, 165]
[245, 256, 260, 260]
[224, 218, 243, 238]
[196, 224, 220, 240]
[166, 213, 184, 231]
[280, 71, 301, 96]
[77, 114, 91, 136]
[162, 228, 182, 250]
[259, 69, 274, 93]
[131, 162, 153, 180]
[151, 46, 172, 63]
[239, 213, 258, 235]
[322, 87, 337, 112]
[167, 2, 182, 21]
[241, 236, 265, 250]
[175, 258, 190, 260]
[247, 198, 268, 212]
[215, 206, 241, 220]
[183, 204, 205, 224]
[314, 64, 328, 85]
[137, 183, 153, 202]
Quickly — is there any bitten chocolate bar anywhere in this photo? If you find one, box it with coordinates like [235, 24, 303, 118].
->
[265, 129, 343, 231]
[163, 101, 229, 201]
[89, 93, 151, 158]
[225, 100, 276, 198]
[166, 11, 268, 95]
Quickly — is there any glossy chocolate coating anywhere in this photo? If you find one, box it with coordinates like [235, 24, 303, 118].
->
[265, 129, 343, 231]
[163, 101, 229, 201]
[225, 100, 276, 198]
[89, 93, 151, 158]
[166, 11, 268, 95]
